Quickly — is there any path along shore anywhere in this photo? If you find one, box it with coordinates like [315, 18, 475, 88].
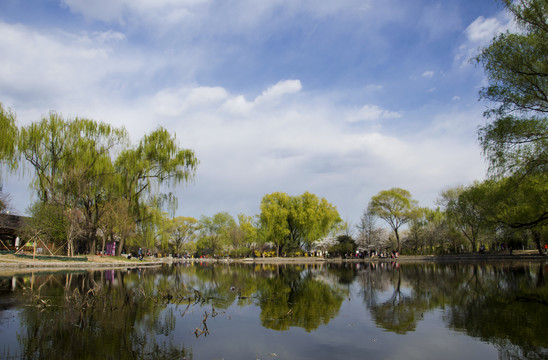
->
[1, 250, 547, 276]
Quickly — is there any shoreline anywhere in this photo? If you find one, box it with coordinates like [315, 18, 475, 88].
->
[1, 250, 547, 276]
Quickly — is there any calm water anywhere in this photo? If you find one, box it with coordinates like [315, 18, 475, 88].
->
[1, 261, 547, 360]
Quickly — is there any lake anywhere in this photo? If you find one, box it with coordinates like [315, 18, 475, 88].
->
[1, 261, 547, 359]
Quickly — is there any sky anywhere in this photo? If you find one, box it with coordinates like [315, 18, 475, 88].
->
[0, 0, 514, 226]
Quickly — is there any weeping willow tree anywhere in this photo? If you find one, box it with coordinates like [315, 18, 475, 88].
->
[113, 127, 199, 255]
[0, 104, 18, 168]
[18, 113, 128, 255]
[15, 110, 198, 256]
[0, 104, 19, 209]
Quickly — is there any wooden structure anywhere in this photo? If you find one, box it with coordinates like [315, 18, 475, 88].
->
[0, 213, 28, 251]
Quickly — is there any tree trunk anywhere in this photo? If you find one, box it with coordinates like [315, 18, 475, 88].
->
[532, 230, 543, 255]
[116, 235, 125, 257]
[394, 228, 401, 253]
[101, 231, 107, 255]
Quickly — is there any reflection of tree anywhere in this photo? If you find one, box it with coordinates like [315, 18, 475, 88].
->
[256, 266, 347, 332]
[6, 261, 548, 359]
[368, 265, 423, 334]
[13, 269, 193, 360]
[356, 262, 548, 358]
[327, 262, 358, 285]
[445, 263, 548, 360]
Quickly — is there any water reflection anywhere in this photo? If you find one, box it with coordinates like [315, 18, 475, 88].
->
[354, 262, 548, 359]
[0, 261, 547, 359]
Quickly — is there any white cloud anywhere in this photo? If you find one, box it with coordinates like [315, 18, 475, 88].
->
[61, 0, 373, 30]
[0, 0, 492, 225]
[455, 12, 514, 68]
[348, 105, 402, 123]
[152, 86, 228, 116]
[0, 21, 135, 110]
[465, 16, 506, 44]
[62, 0, 210, 24]
[254, 79, 302, 106]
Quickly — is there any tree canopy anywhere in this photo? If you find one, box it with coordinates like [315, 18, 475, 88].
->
[476, 0, 548, 177]
[259, 191, 341, 256]
[1, 108, 199, 256]
[474, 0, 548, 253]
[0, 103, 18, 169]
[368, 188, 418, 253]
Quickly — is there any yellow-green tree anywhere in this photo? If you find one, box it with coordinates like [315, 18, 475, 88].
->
[165, 216, 199, 255]
[259, 191, 341, 256]
[368, 188, 418, 253]
[0, 103, 18, 169]
[113, 127, 198, 255]
[196, 212, 235, 256]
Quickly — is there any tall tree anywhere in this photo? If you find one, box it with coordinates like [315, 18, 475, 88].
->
[227, 213, 258, 255]
[259, 192, 291, 257]
[259, 192, 341, 256]
[474, 0, 547, 252]
[476, 0, 547, 177]
[466, 175, 548, 253]
[439, 185, 489, 253]
[367, 188, 418, 253]
[19, 114, 127, 254]
[289, 192, 341, 251]
[197, 212, 235, 256]
[114, 127, 198, 255]
[166, 216, 199, 255]
[356, 209, 384, 252]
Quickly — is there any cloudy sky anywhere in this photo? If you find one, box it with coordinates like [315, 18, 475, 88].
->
[0, 0, 513, 225]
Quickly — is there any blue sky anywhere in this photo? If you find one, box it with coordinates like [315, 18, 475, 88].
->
[0, 0, 514, 226]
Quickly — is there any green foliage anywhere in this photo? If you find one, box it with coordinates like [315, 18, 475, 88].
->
[113, 127, 199, 255]
[114, 127, 198, 211]
[460, 173, 548, 251]
[0, 192, 10, 213]
[476, 0, 547, 176]
[328, 235, 357, 257]
[10, 107, 198, 256]
[439, 185, 490, 252]
[0, 103, 18, 168]
[259, 191, 341, 256]
[165, 216, 198, 255]
[196, 212, 236, 256]
[256, 267, 346, 332]
[473, 0, 548, 254]
[23, 201, 67, 247]
[258, 192, 291, 256]
[368, 188, 418, 253]
[473, 173, 548, 230]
